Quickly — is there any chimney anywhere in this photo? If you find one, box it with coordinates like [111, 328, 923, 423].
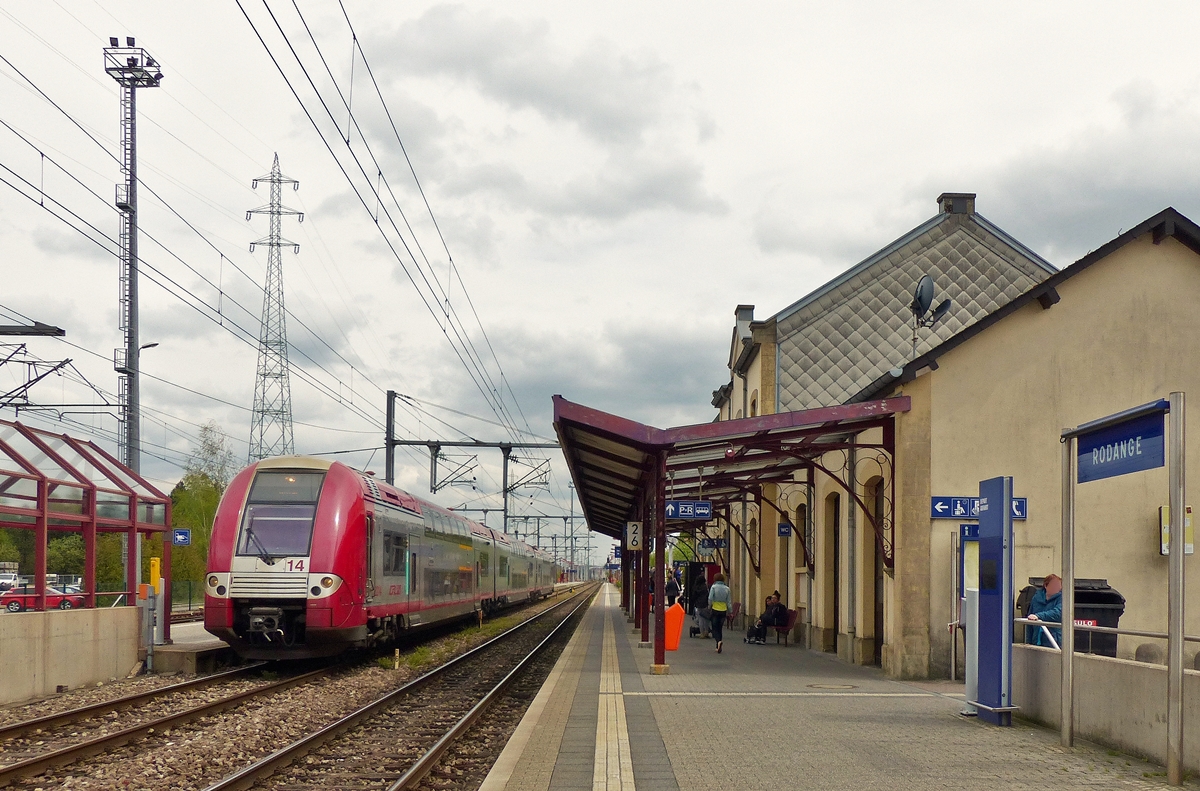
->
[937, 193, 976, 215]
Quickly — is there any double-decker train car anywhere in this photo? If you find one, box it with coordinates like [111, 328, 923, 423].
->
[204, 456, 558, 659]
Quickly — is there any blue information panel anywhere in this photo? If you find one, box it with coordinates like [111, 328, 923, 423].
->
[699, 538, 728, 550]
[778, 523, 793, 537]
[1077, 411, 1166, 482]
[932, 496, 1026, 520]
[614, 547, 622, 558]
[172, 529, 191, 547]
[976, 476, 1014, 726]
[665, 500, 713, 519]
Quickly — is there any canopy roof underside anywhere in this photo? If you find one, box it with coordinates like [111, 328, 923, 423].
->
[552, 395, 910, 540]
[0, 420, 170, 532]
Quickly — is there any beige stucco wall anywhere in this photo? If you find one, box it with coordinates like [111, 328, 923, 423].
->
[0, 607, 140, 704]
[906, 232, 1200, 672]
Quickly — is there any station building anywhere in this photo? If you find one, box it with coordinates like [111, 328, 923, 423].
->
[711, 196, 1200, 678]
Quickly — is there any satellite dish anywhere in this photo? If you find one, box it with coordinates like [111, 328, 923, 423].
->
[930, 298, 952, 325]
[912, 275, 935, 318]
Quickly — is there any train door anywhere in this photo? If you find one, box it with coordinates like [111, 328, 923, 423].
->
[365, 514, 376, 603]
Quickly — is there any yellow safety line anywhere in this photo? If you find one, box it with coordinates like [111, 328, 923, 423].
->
[594, 584, 635, 790]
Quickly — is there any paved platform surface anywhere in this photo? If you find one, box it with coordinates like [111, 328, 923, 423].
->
[481, 583, 1192, 790]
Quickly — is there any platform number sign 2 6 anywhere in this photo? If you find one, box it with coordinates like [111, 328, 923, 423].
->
[626, 521, 643, 551]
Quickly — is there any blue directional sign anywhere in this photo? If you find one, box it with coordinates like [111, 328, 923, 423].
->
[172, 529, 191, 547]
[1077, 410, 1166, 483]
[665, 500, 713, 520]
[932, 496, 1026, 520]
[699, 538, 729, 550]
[614, 547, 622, 558]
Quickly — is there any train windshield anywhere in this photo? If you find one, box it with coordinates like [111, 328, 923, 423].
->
[237, 471, 325, 560]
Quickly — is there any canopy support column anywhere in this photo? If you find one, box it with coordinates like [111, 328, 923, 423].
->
[163, 497, 173, 642]
[35, 478, 47, 612]
[653, 450, 668, 669]
[84, 488, 97, 609]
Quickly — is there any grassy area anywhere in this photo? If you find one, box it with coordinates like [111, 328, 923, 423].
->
[382, 591, 589, 676]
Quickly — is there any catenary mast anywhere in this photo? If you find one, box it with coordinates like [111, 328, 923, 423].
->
[247, 154, 303, 461]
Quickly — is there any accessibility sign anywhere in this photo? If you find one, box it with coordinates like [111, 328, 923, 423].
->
[664, 500, 713, 520]
[931, 496, 1026, 520]
[172, 528, 191, 547]
[699, 538, 729, 550]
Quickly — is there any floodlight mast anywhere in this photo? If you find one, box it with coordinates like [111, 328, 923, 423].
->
[104, 37, 162, 475]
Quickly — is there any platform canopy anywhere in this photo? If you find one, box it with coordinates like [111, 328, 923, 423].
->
[0, 420, 171, 611]
[552, 394, 910, 566]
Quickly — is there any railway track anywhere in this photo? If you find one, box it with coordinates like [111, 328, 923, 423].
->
[203, 582, 598, 791]
[0, 664, 329, 788]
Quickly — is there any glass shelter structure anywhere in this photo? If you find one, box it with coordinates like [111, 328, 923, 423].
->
[0, 420, 171, 630]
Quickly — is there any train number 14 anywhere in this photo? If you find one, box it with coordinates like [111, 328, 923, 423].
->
[285, 559, 305, 571]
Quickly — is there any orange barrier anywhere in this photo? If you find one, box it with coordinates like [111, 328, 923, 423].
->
[665, 602, 686, 651]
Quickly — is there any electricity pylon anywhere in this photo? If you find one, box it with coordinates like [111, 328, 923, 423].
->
[247, 154, 303, 461]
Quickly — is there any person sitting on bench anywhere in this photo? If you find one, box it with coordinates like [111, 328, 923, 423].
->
[745, 592, 787, 644]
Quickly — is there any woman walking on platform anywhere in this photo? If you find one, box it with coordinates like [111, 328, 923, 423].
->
[707, 573, 732, 653]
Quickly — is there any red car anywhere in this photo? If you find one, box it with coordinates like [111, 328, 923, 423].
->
[1, 587, 86, 612]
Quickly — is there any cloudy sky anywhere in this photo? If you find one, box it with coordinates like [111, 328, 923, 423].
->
[3, 1, 1199, 562]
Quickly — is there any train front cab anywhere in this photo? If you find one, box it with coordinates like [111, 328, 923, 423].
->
[205, 457, 368, 659]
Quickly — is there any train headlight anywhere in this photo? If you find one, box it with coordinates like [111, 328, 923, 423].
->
[207, 575, 219, 588]
[321, 576, 334, 589]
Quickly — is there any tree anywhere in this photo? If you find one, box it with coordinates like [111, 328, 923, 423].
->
[0, 528, 19, 564]
[46, 534, 85, 576]
[168, 422, 237, 582]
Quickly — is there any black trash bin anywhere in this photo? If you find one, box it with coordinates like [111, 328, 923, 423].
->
[1073, 579, 1125, 657]
[1023, 577, 1126, 656]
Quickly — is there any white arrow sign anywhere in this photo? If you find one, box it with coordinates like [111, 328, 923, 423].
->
[934, 501, 948, 513]
[665, 502, 676, 517]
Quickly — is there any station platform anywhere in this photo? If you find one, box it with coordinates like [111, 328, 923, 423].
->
[480, 583, 1179, 790]
[154, 620, 233, 674]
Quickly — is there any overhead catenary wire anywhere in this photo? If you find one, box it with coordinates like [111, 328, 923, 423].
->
[242, 1, 531, 445]
[238, 3, 574, 522]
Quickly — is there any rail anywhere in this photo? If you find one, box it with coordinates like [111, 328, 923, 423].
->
[0, 666, 328, 788]
[0, 663, 263, 742]
[203, 582, 599, 791]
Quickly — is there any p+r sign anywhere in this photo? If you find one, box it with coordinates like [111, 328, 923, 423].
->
[931, 496, 1026, 520]
[664, 500, 713, 520]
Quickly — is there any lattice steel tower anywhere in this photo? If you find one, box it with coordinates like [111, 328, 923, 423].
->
[246, 154, 303, 461]
[104, 37, 162, 473]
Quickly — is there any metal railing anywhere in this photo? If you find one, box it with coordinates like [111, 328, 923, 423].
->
[1014, 616, 1200, 645]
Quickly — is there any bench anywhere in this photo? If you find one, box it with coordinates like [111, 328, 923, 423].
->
[773, 609, 799, 645]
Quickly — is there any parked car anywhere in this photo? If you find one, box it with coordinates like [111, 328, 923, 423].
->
[1, 587, 86, 612]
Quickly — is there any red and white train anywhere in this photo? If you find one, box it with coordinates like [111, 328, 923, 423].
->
[204, 456, 558, 659]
